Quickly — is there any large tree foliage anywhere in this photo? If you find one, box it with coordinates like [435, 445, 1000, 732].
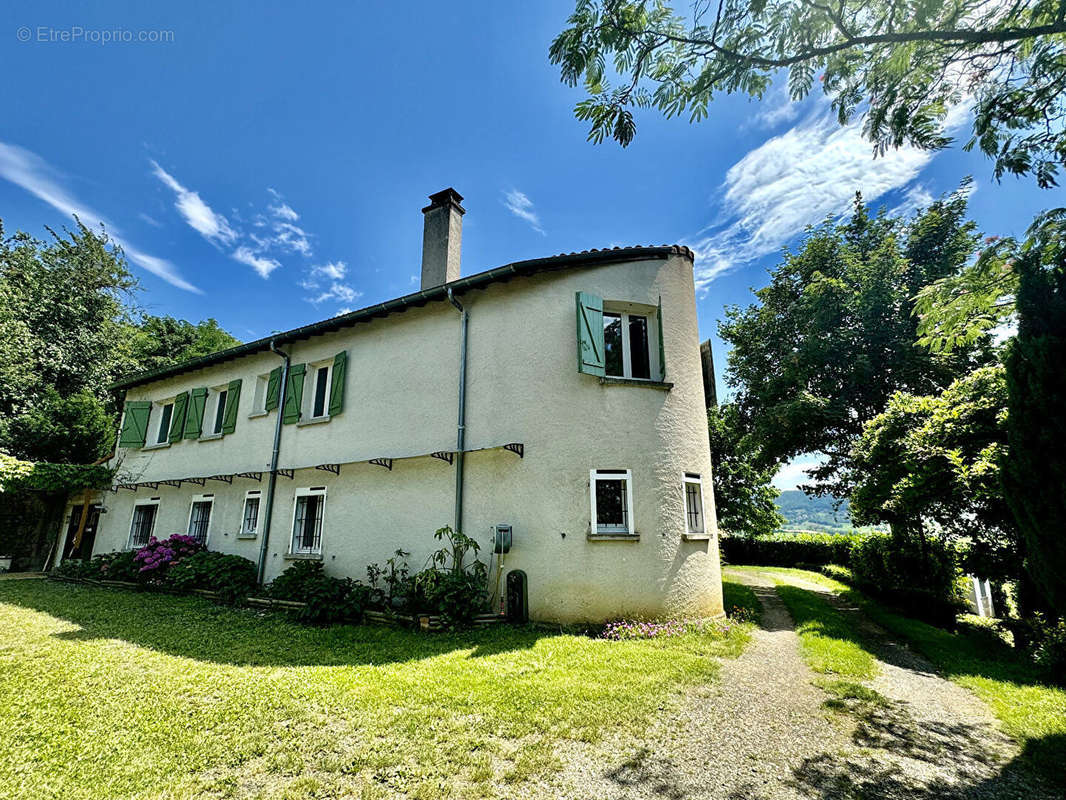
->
[719, 188, 987, 496]
[1001, 214, 1066, 618]
[551, 0, 1066, 185]
[708, 403, 784, 536]
[0, 218, 240, 464]
[848, 365, 1018, 581]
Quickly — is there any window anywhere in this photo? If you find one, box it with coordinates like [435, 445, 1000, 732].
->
[211, 389, 228, 435]
[683, 473, 706, 534]
[291, 488, 326, 553]
[603, 309, 656, 380]
[187, 495, 213, 545]
[590, 469, 634, 535]
[155, 401, 174, 444]
[252, 373, 270, 413]
[241, 492, 261, 537]
[304, 362, 332, 420]
[129, 501, 159, 548]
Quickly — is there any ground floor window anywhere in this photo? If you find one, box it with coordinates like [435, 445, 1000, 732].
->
[129, 501, 159, 548]
[590, 469, 634, 534]
[187, 496, 213, 545]
[242, 493, 261, 536]
[683, 472, 705, 534]
[291, 489, 325, 553]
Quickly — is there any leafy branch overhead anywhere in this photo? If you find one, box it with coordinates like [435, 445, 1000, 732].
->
[550, 0, 1066, 185]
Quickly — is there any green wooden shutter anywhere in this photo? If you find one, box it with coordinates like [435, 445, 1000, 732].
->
[657, 295, 666, 381]
[328, 351, 347, 416]
[221, 379, 242, 434]
[265, 366, 281, 411]
[168, 392, 189, 444]
[184, 388, 208, 439]
[282, 364, 305, 425]
[576, 291, 605, 376]
[118, 401, 151, 448]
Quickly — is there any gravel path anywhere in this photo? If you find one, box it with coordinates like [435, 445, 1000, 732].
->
[551, 569, 1055, 800]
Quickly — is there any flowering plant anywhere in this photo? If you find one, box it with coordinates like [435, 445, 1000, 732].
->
[133, 534, 203, 574]
[600, 617, 732, 641]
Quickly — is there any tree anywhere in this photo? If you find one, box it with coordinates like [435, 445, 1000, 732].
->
[708, 403, 784, 536]
[719, 188, 987, 496]
[4, 390, 115, 464]
[1001, 215, 1066, 618]
[848, 365, 1019, 582]
[551, 0, 1066, 185]
[124, 315, 240, 377]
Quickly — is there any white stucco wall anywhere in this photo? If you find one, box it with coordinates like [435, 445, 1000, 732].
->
[85, 252, 723, 622]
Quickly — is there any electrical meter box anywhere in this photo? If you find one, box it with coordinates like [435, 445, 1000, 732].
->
[493, 523, 512, 554]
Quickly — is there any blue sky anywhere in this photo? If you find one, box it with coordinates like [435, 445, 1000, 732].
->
[2, 2, 1058, 488]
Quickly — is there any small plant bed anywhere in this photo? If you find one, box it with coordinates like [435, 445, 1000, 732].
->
[0, 577, 756, 799]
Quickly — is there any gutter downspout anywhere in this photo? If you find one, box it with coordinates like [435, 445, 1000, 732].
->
[447, 288, 468, 534]
[257, 340, 290, 585]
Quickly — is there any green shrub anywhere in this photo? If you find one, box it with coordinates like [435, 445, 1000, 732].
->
[268, 560, 367, 625]
[849, 534, 964, 628]
[80, 550, 142, 582]
[820, 564, 855, 584]
[166, 551, 257, 604]
[720, 531, 865, 567]
[51, 558, 93, 580]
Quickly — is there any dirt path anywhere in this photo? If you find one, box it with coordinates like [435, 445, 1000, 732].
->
[553, 569, 1054, 800]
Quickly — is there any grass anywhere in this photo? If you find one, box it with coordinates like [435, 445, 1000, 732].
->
[857, 595, 1066, 784]
[721, 576, 762, 622]
[774, 583, 879, 679]
[0, 579, 753, 800]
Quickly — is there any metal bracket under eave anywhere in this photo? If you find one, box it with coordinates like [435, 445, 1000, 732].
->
[161, 480, 183, 488]
[277, 469, 295, 480]
[207, 474, 233, 484]
[315, 463, 341, 475]
[431, 451, 455, 465]
[184, 477, 207, 487]
[140, 482, 159, 490]
[116, 483, 139, 492]
[236, 472, 263, 482]
[369, 458, 393, 471]
[503, 442, 525, 458]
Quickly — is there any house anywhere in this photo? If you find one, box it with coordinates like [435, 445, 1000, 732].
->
[60, 189, 724, 623]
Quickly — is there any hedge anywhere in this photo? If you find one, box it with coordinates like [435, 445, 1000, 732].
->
[720, 531, 867, 567]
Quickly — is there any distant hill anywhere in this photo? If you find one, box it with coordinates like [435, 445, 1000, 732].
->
[774, 490, 886, 534]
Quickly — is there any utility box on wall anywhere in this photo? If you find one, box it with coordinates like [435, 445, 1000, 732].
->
[493, 523, 512, 554]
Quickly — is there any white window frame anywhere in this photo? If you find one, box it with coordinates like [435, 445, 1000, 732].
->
[602, 302, 660, 380]
[128, 498, 160, 549]
[240, 490, 262, 537]
[251, 373, 270, 415]
[682, 472, 707, 535]
[590, 469, 634, 535]
[302, 360, 334, 422]
[186, 494, 214, 546]
[205, 385, 229, 437]
[289, 487, 327, 554]
[153, 399, 176, 444]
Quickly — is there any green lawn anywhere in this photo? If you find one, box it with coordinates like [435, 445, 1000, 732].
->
[0, 579, 751, 800]
[774, 583, 879, 680]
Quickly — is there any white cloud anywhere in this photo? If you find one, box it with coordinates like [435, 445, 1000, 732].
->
[232, 246, 281, 278]
[503, 189, 545, 235]
[150, 160, 237, 246]
[686, 103, 971, 290]
[0, 142, 200, 292]
[309, 260, 347, 281]
[137, 212, 162, 227]
[310, 282, 362, 305]
[272, 220, 313, 256]
[746, 84, 801, 130]
[773, 455, 827, 491]
[270, 202, 299, 222]
[300, 260, 359, 307]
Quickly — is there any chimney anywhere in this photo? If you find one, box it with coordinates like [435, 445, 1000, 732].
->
[420, 188, 465, 289]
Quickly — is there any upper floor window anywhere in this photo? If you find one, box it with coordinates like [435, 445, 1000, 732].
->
[210, 387, 228, 435]
[683, 473, 705, 535]
[301, 360, 334, 421]
[576, 292, 664, 381]
[155, 401, 174, 444]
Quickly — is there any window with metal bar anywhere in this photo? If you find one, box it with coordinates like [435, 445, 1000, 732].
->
[291, 494, 323, 553]
[242, 496, 260, 536]
[683, 473, 705, 534]
[129, 504, 157, 548]
[590, 469, 634, 534]
[188, 500, 212, 544]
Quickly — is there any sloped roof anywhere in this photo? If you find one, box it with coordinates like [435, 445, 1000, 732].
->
[112, 244, 693, 390]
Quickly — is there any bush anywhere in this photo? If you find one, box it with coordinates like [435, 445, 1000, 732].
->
[720, 531, 865, 567]
[79, 550, 142, 582]
[268, 560, 367, 625]
[133, 534, 203, 576]
[849, 534, 964, 628]
[166, 551, 257, 604]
